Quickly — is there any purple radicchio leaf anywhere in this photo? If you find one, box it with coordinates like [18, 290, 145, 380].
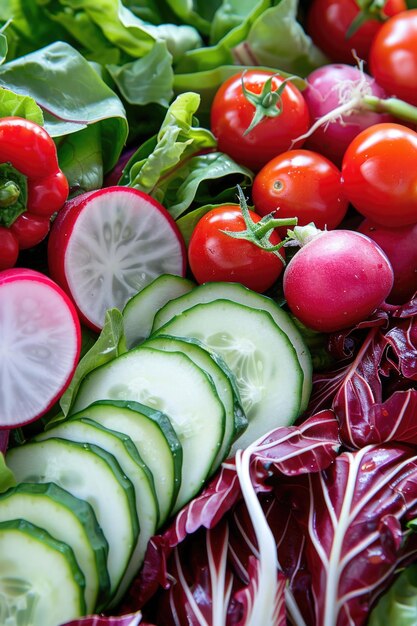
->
[307, 311, 417, 449]
[124, 412, 340, 619]
[282, 443, 417, 626]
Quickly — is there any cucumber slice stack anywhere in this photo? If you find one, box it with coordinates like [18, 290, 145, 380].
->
[3, 278, 312, 623]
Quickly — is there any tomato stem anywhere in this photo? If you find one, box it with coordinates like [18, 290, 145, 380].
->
[220, 185, 298, 263]
[241, 71, 294, 136]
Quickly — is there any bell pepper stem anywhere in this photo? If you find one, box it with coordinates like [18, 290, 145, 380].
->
[0, 181, 21, 208]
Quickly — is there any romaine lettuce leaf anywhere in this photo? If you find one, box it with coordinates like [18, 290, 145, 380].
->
[123, 91, 253, 218]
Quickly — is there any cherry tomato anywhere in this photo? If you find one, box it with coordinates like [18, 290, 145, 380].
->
[187, 205, 285, 293]
[369, 9, 417, 106]
[306, 0, 406, 64]
[252, 149, 348, 231]
[210, 70, 310, 172]
[357, 218, 417, 304]
[341, 123, 417, 227]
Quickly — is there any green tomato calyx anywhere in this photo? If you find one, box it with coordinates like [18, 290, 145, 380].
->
[241, 72, 295, 136]
[221, 185, 297, 262]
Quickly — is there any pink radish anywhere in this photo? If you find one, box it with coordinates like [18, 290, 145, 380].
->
[47, 186, 187, 331]
[283, 226, 394, 333]
[0, 268, 81, 429]
[298, 63, 394, 165]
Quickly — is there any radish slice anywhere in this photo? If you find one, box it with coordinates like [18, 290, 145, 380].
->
[0, 268, 81, 429]
[47, 187, 187, 331]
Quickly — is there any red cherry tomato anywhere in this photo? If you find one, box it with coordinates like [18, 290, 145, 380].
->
[357, 218, 417, 304]
[252, 149, 348, 231]
[369, 9, 417, 106]
[210, 70, 310, 172]
[187, 205, 285, 293]
[341, 123, 417, 227]
[306, 0, 406, 64]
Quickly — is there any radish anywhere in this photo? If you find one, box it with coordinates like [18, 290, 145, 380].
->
[283, 226, 394, 333]
[357, 219, 417, 305]
[47, 186, 186, 331]
[297, 63, 395, 165]
[0, 268, 81, 429]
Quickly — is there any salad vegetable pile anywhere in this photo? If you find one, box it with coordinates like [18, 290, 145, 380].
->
[0, 1, 417, 625]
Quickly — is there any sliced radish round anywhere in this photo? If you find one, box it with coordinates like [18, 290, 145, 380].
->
[47, 186, 187, 331]
[0, 268, 81, 429]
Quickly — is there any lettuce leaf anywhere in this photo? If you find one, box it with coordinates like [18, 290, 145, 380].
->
[0, 40, 128, 189]
[122, 91, 253, 218]
[59, 308, 126, 416]
[368, 564, 417, 626]
[0, 453, 15, 493]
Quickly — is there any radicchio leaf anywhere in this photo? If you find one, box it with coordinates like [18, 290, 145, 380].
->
[123, 412, 339, 616]
[307, 301, 417, 449]
[283, 443, 417, 626]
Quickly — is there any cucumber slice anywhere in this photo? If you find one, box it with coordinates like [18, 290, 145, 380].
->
[123, 274, 195, 349]
[152, 299, 304, 452]
[0, 518, 85, 626]
[152, 281, 312, 412]
[144, 334, 247, 467]
[35, 417, 158, 608]
[6, 438, 139, 604]
[72, 347, 225, 513]
[0, 482, 109, 613]
[65, 400, 182, 526]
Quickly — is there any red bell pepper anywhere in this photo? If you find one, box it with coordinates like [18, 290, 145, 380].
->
[0, 116, 69, 269]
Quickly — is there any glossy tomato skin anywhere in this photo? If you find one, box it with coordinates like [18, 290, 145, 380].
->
[283, 230, 394, 333]
[210, 70, 310, 172]
[369, 9, 417, 106]
[306, 0, 406, 64]
[187, 205, 285, 293]
[357, 218, 417, 303]
[341, 123, 417, 227]
[252, 149, 348, 231]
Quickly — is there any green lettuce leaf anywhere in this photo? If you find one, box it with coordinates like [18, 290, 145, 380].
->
[160, 152, 253, 220]
[107, 39, 174, 107]
[236, 0, 328, 76]
[57, 124, 104, 194]
[368, 564, 417, 626]
[123, 91, 252, 218]
[0, 86, 43, 124]
[0, 41, 128, 186]
[0, 453, 15, 493]
[60, 308, 126, 416]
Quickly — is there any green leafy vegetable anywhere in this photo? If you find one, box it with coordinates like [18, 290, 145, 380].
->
[368, 564, 417, 626]
[122, 91, 252, 218]
[0, 453, 15, 494]
[0, 87, 43, 124]
[107, 39, 174, 107]
[0, 41, 128, 189]
[59, 308, 126, 416]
